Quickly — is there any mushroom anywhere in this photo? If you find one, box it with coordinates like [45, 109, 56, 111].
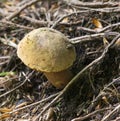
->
[17, 28, 76, 89]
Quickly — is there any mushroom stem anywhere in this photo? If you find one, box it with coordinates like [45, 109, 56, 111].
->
[44, 69, 73, 89]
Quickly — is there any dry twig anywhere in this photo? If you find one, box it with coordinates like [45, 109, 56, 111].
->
[69, 23, 120, 34]
[70, 32, 119, 44]
[10, 93, 59, 114]
[69, 1, 118, 8]
[87, 77, 120, 114]
[71, 108, 111, 121]
[0, 37, 18, 49]
[20, 15, 48, 26]
[101, 104, 120, 121]
[0, 20, 33, 30]
[72, 6, 120, 13]
[0, 71, 33, 98]
[98, 22, 120, 33]
[51, 10, 90, 28]
[5, 0, 41, 20]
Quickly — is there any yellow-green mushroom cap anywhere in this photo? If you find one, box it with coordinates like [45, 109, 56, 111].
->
[17, 28, 76, 72]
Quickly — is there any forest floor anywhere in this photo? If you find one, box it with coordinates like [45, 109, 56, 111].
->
[0, 0, 120, 121]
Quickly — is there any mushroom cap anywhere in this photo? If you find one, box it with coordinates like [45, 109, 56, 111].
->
[17, 28, 76, 72]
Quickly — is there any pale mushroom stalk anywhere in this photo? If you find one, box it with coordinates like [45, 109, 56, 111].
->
[44, 69, 73, 89]
[17, 27, 76, 89]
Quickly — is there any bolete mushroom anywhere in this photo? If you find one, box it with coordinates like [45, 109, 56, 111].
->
[17, 28, 76, 89]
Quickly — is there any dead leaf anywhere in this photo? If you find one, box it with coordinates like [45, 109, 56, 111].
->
[0, 113, 11, 120]
[92, 18, 103, 28]
[61, 17, 69, 23]
[102, 96, 109, 104]
[92, 18, 110, 47]
[115, 38, 120, 47]
[0, 107, 12, 113]
[103, 37, 109, 47]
